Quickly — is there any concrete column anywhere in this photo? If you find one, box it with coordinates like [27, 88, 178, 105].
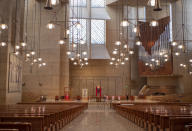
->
[0, 0, 24, 104]
[172, 0, 192, 94]
[59, 3, 70, 97]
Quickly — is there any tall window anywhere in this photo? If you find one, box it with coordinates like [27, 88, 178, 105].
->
[91, 20, 105, 44]
[91, 0, 105, 7]
[125, 6, 146, 23]
[69, 0, 106, 45]
[69, 19, 87, 43]
[70, 0, 87, 7]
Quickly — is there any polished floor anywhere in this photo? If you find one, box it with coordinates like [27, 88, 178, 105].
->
[61, 102, 144, 131]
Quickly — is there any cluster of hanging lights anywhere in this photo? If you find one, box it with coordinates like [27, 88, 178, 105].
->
[0, 2, 47, 67]
[110, 40, 130, 66]
[22, 0, 47, 68]
[171, 39, 191, 71]
[45, 0, 89, 68]
[168, 0, 192, 75]
[110, 0, 135, 67]
[66, 0, 89, 67]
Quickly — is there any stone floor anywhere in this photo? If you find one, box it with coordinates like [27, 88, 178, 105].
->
[61, 103, 144, 131]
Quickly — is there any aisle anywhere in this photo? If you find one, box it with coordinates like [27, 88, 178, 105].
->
[61, 103, 144, 131]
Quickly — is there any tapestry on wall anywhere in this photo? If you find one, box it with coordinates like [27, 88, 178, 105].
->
[8, 54, 22, 93]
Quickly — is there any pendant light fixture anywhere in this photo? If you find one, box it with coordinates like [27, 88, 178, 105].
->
[0, 42, 6, 47]
[46, 22, 55, 29]
[148, 0, 156, 7]
[135, 36, 142, 46]
[115, 41, 121, 46]
[58, 39, 65, 45]
[129, 50, 134, 55]
[15, 45, 20, 50]
[76, 22, 82, 29]
[31, 51, 35, 56]
[120, 0, 130, 27]
[15, 51, 19, 55]
[0, 23, 8, 30]
[21, 42, 27, 47]
[120, 20, 129, 27]
[153, 0, 162, 11]
[44, 0, 53, 10]
[175, 52, 180, 56]
[150, 20, 159, 27]
[133, 26, 138, 33]
[0, 17, 8, 30]
[80, 39, 85, 45]
[178, 44, 184, 49]
[171, 41, 177, 46]
[51, 0, 59, 5]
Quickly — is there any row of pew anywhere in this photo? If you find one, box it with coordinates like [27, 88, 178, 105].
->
[0, 102, 88, 131]
[112, 102, 192, 131]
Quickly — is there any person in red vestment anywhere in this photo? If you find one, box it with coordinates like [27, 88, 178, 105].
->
[96, 86, 101, 97]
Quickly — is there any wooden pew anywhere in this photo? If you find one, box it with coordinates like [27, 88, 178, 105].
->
[21, 104, 85, 129]
[0, 129, 19, 131]
[0, 115, 44, 131]
[114, 103, 192, 131]
[17, 102, 88, 110]
[0, 122, 31, 131]
[169, 117, 192, 131]
[0, 103, 86, 131]
[185, 124, 192, 131]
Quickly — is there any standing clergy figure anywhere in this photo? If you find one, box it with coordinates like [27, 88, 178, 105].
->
[96, 86, 101, 97]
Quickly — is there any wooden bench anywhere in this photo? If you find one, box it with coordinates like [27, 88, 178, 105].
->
[185, 124, 192, 131]
[0, 129, 19, 131]
[169, 117, 192, 131]
[114, 103, 192, 131]
[0, 122, 31, 131]
[0, 103, 87, 131]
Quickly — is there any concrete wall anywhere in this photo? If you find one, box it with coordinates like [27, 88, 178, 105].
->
[172, 0, 192, 94]
[22, 1, 69, 102]
[0, 0, 24, 104]
[70, 59, 128, 98]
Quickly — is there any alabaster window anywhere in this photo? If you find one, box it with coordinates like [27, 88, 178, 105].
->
[91, 0, 105, 8]
[70, 0, 106, 45]
[70, 0, 87, 7]
[91, 20, 105, 44]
